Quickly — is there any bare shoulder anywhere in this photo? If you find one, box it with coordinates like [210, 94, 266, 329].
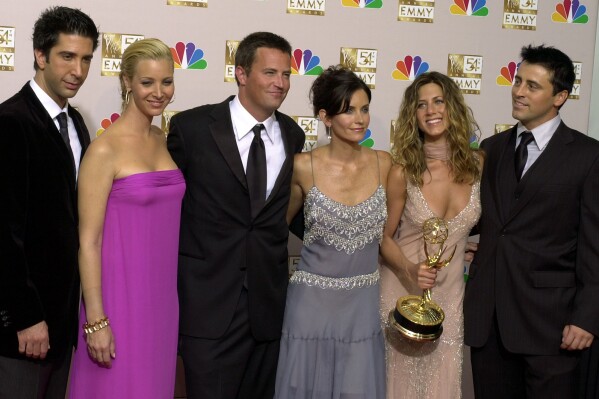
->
[389, 163, 407, 182]
[293, 151, 312, 177]
[375, 150, 392, 169]
[387, 164, 408, 201]
[81, 125, 121, 175]
[85, 131, 115, 160]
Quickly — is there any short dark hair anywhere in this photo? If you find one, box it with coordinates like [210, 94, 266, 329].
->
[310, 65, 371, 117]
[234, 32, 292, 85]
[32, 6, 99, 70]
[520, 44, 575, 95]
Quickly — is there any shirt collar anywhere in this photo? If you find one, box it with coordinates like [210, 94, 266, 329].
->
[229, 96, 276, 144]
[30, 79, 69, 120]
[516, 114, 561, 151]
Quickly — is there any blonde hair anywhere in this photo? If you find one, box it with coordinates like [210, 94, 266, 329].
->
[391, 71, 481, 186]
[119, 38, 174, 110]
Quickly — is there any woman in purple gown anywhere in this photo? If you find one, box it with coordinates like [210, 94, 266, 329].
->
[69, 38, 185, 398]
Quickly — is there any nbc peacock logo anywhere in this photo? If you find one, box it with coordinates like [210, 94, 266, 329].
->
[96, 113, 120, 137]
[450, 0, 488, 16]
[291, 49, 324, 76]
[552, 0, 588, 24]
[496, 61, 520, 86]
[341, 0, 382, 9]
[170, 42, 208, 70]
[359, 129, 375, 148]
[392, 56, 429, 81]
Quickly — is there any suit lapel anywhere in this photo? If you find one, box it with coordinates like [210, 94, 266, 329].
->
[504, 123, 573, 225]
[22, 84, 77, 185]
[209, 98, 248, 190]
[69, 105, 91, 158]
[265, 111, 294, 207]
[487, 128, 516, 224]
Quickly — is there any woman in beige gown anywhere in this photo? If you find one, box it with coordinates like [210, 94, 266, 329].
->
[380, 72, 482, 399]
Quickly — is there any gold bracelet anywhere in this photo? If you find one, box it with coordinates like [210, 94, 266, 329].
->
[83, 317, 110, 334]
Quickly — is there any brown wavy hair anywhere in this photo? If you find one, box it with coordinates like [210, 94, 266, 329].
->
[391, 71, 481, 186]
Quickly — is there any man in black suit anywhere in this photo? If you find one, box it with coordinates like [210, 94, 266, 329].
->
[0, 7, 98, 398]
[167, 32, 305, 399]
[464, 45, 599, 398]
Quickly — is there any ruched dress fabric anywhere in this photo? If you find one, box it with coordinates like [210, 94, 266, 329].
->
[69, 169, 185, 399]
[380, 177, 480, 399]
[275, 185, 387, 399]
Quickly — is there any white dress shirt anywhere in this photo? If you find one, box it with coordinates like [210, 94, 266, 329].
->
[516, 114, 562, 177]
[229, 96, 286, 200]
[30, 79, 82, 178]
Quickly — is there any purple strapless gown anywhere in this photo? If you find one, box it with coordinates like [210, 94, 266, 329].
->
[69, 169, 185, 398]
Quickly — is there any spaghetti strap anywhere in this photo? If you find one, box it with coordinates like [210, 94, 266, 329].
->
[310, 150, 316, 188]
[375, 150, 381, 185]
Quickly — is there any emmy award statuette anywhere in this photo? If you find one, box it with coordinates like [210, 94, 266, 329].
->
[389, 217, 456, 341]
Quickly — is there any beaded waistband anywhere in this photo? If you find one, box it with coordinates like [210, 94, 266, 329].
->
[289, 269, 380, 290]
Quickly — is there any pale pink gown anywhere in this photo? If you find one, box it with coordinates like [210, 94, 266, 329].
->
[380, 144, 480, 399]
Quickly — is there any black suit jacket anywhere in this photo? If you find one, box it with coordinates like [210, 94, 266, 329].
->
[0, 83, 90, 359]
[464, 123, 599, 355]
[167, 96, 305, 341]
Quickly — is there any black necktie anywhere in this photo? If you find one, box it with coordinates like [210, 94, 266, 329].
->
[247, 124, 266, 218]
[514, 131, 534, 181]
[56, 112, 75, 168]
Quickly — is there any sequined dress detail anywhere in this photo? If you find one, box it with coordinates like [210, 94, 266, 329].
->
[380, 156, 481, 399]
[275, 183, 387, 399]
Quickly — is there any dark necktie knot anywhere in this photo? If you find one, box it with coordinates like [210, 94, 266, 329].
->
[56, 112, 68, 129]
[519, 131, 535, 147]
[247, 124, 267, 217]
[56, 112, 76, 173]
[56, 112, 71, 148]
[252, 124, 264, 139]
[515, 131, 535, 181]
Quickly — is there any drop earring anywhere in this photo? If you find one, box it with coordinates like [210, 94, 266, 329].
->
[326, 126, 332, 140]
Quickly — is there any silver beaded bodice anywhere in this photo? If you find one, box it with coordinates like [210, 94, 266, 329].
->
[303, 185, 387, 255]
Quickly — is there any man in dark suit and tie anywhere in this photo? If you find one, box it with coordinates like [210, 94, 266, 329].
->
[167, 32, 305, 399]
[0, 6, 98, 398]
[464, 45, 599, 398]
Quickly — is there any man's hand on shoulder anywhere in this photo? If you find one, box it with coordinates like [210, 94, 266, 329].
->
[17, 320, 49, 359]
[561, 324, 594, 351]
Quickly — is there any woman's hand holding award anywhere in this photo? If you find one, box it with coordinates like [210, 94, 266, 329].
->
[389, 217, 456, 341]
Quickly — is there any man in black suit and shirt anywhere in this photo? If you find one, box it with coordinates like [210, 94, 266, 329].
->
[464, 45, 599, 398]
[167, 32, 305, 399]
[0, 7, 98, 398]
